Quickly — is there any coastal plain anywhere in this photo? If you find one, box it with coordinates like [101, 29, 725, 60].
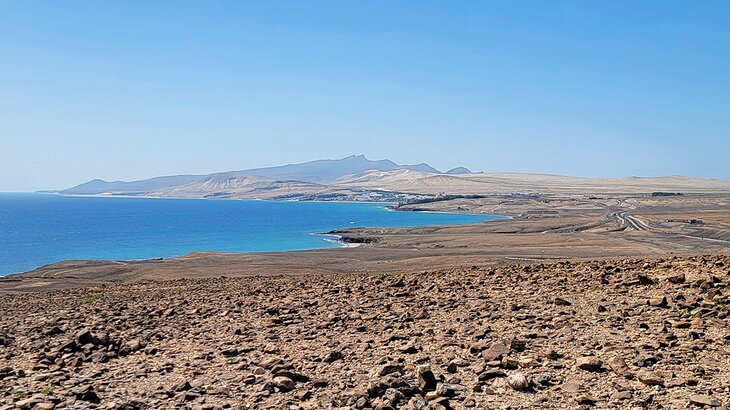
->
[2, 188, 730, 409]
[3, 192, 728, 292]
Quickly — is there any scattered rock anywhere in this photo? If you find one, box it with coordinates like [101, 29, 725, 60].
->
[689, 394, 721, 407]
[606, 356, 629, 376]
[637, 372, 664, 386]
[610, 391, 632, 401]
[553, 297, 572, 306]
[577, 395, 597, 406]
[73, 385, 101, 403]
[324, 350, 344, 362]
[417, 365, 437, 392]
[506, 373, 529, 390]
[173, 380, 192, 392]
[15, 397, 42, 410]
[576, 357, 603, 372]
[378, 364, 404, 376]
[2, 254, 729, 409]
[477, 369, 506, 381]
[482, 341, 509, 362]
[75, 329, 95, 345]
[667, 273, 686, 284]
[649, 295, 668, 307]
[638, 275, 656, 285]
[272, 376, 296, 392]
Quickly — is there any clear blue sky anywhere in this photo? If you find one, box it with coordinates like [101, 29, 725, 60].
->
[1, 1, 728, 191]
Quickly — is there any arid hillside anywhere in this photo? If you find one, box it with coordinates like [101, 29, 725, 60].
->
[52, 155, 730, 200]
[336, 171, 730, 195]
[1, 255, 729, 409]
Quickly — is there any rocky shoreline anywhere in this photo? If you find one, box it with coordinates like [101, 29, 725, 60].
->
[1, 254, 729, 409]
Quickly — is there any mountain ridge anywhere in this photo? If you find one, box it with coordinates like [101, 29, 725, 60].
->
[59, 155, 447, 197]
[54, 155, 730, 199]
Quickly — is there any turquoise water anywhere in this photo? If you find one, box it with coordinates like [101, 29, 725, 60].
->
[0, 193, 503, 276]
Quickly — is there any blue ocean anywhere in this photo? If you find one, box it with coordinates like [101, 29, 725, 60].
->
[0, 193, 502, 276]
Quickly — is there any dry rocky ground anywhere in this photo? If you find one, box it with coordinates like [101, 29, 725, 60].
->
[1, 254, 730, 409]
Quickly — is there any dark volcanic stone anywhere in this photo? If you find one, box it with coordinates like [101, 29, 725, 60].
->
[417, 365, 437, 392]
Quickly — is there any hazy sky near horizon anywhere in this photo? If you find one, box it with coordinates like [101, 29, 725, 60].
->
[1, 1, 729, 191]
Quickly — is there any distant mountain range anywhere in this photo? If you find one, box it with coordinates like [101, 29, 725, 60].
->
[53, 155, 730, 200]
[58, 155, 450, 195]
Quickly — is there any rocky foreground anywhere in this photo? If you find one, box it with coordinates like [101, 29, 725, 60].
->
[1, 255, 730, 409]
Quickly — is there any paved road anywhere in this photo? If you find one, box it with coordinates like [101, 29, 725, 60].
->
[541, 210, 649, 234]
[541, 209, 730, 248]
[614, 211, 651, 231]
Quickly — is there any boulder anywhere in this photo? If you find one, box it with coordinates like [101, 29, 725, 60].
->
[606, 356, 629, 376]
[75, 329, 95, 346]
[378, 364, 404, 377]
[667, 273, 686, 284]
[637, 372, 664, 386]
[506, 373, 529, 390]
[689, 395, 721, 407]
[482, 341, 509, 362]
[273, 376, 296, 392]
[417, 365, 437, 392]
[576, 357, 602, 372]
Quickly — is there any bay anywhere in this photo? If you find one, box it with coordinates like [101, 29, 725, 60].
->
[0, 193, 504, 276]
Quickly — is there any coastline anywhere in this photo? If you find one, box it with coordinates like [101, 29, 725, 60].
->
[311, 233, 363, 249]
[2, 192, 729, 293]
[32, 192, 511, 216]
[32, 192, 403, 205]
[0, 194, 498, 278]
